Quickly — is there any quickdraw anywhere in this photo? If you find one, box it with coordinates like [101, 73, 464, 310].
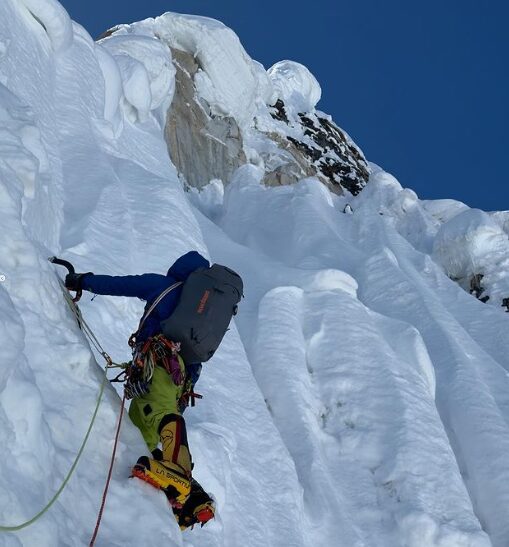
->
[124, 281, 183, 400]
[124, 335, 183, 399]
[125, 334, 203, 410]
[152, 336, 183, 385]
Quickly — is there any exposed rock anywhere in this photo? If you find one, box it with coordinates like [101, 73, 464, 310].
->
[164, 48, 246, 189]
[101, 22, 369, 196]
[161, 49, 367, 195]
[270, 99, 289, 124]
[97, 26, 121, 41]
[265, 100, 369, 195]
[469, 273, 490, 302]
[261, 131, 317, 187]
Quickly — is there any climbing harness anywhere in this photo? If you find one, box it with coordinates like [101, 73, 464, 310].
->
[127, 333, 203, 411]
[123, 282, 183, 399]
[123, 335, 183, 399]
[152, 336, 183, 385]
[0, 258, 126, 543]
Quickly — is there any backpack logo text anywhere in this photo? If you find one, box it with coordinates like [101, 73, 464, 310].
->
[197, 290, 210, 314]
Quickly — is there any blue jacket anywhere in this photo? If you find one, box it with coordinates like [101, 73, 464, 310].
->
[81, 251, 209, 380]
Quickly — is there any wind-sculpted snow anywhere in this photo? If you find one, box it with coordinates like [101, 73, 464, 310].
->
[268, 61, 321, 118]
[198, 168, 497, 545]
[94, 45, 124, 132]
[0, 0, 508, 546]
[102, 13, 369, 195]
[18, 0, 73, 53]
[432, 208, 509, 304]
[98, 34, 175, 124]
[0, 1, 306, 546]
[111, 13, 275, 130]
[355, 166, 509, 308]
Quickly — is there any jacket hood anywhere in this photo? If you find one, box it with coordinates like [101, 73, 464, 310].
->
[167, 251, 210, 281]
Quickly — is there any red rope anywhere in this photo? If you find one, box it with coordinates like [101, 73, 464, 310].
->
[89, 393, 126, 546]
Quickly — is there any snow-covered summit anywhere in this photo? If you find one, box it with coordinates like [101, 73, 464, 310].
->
[1, 1, 509, 546]
[99, 13, 369, 195]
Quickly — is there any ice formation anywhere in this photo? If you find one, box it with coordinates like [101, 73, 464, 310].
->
[0, 2, 508, 546]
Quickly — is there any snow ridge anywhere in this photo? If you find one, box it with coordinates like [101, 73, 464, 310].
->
[1, 2, 508, 547]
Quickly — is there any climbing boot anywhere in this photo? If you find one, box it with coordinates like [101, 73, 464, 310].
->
[132, 456, 191, 505]
[132, 414, 193, 506]
[172, 478, 215, 530]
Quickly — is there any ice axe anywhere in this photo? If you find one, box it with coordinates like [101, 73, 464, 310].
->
[48, 256, 82, 303]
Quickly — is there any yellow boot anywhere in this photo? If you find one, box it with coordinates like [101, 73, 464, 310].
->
[132, 414, 192, 506]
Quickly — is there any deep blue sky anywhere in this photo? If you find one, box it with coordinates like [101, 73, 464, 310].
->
[61, 0, 508, 211]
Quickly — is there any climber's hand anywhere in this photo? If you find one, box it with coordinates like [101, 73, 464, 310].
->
[65, 272, 91, 291]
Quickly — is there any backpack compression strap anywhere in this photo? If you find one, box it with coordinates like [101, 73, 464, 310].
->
[129, 282, 182, 347]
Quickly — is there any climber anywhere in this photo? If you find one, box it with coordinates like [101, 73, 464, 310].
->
[64, 250, 242, 530]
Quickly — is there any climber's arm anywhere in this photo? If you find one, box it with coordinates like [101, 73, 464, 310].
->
[66, 272, 168, 300]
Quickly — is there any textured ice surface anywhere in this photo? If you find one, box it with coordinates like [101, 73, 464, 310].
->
[0, 1, 507, 546]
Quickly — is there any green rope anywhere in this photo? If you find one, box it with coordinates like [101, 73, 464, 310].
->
[0, 366, 109, 531]
[0, 276, 124, 532]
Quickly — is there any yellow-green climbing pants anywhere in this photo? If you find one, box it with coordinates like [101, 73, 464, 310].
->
[128, 363, 185, 452]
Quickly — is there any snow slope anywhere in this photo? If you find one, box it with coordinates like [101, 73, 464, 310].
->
[0, 1, 508, 546]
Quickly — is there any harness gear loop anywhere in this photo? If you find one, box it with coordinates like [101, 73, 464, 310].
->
[150, 336, 183, 385]
[124, 282, 184, 399]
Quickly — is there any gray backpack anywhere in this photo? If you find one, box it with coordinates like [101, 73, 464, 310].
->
[161, 264, 243, 363]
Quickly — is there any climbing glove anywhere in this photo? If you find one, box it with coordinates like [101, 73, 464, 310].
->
[65, 272, 92, 291]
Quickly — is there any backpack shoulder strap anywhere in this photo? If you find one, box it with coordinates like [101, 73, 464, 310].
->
[130, 281, 182, 346]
